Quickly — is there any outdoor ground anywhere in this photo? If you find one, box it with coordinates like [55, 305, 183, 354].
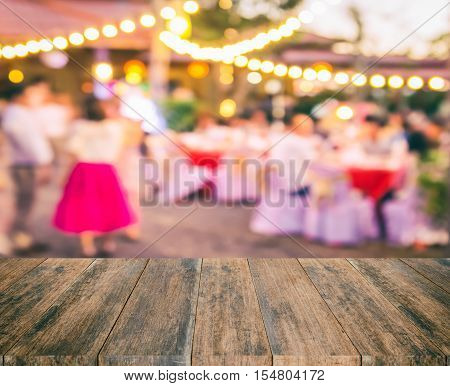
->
[0, 179, 447, 258]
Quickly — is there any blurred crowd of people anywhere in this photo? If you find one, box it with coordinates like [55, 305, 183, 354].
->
[0, 76, 448, 256]
[0, 78, 144, 256]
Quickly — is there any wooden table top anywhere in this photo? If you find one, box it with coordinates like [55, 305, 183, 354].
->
[0, 257, 448, 366]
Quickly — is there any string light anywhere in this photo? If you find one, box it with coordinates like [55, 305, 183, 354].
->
[234, 56, 248, 67]
[120, 19, 136, 33]
[140, 14, 156, 27]
[303, 68, 317, 81]
[183, 1, 199, 14]
[387, 75, 404, 89]
[8, 69, 24, 83]
[53, 36, 68, 50]
[248, 58, 262, 71]
[39, 39, 53, 52]
[369, 74, 386, 88]
[26, 40, 40, 54]
[288, 65, 302, 79]
[69, 32, 84, 46]
[274, 64, 288, 77]
[102, 24, 118, 38]
[84, 27, 100, 41]
[406, 75, 424, 90]
[351, 73, 367, 86]
[261, 60, 275, 74]
[161, 6, 176, 20]
[428, 76, 445, 91]
[336, 105, 354, 120]
[168, 16, 190, 36]
[247, 72, 262, 84]
[219, 0, 233, 10]
[93, 62, 113, 82]
[2, 46, 15, 59]
[219, 98, 236, 118]
[317, 69, 332, 81]
[14, 44, 28, 57]
[334, 71, 349, 84]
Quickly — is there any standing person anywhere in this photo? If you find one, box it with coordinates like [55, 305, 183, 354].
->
[35, 92, 75, 175]
[53, 96, 136, 257]
[1, 80, 54, 254]
[101, 97, 144, 242]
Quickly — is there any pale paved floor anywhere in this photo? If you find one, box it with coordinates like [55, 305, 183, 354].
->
[0, 178, 446, 259]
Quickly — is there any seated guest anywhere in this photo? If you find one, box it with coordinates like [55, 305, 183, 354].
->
[248, 109, 270, 130]
[270, 114, 321, 193]
[362, 114, 407, 158]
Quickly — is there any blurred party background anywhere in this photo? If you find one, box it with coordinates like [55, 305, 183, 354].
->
[0, 0, 448, 258]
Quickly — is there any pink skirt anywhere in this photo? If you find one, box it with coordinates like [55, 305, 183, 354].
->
[53, 162, 136, 234]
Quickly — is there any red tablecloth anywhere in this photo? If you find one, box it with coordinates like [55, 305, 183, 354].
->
[187, 149, 223, 169]
[347, 167, 405, 201]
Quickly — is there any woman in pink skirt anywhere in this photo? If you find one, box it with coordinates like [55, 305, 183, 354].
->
[53, 96, 136, 256]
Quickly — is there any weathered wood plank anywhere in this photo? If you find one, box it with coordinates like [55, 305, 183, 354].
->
[0, 258, 46, 292]
[99, 259, 201, 366]
[301, 258, 445, 365]
[0, 258, 91, 358]
[192, 259, 272, 365]
[402, 258, 449, 293]
[349, 258, 449, 362]
[249, 258, 360, 365]
[4, 259, 147, 365]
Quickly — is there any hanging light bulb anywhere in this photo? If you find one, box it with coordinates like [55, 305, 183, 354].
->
[120, 19, 136, 33]
[84, 27, 100, 41]
[53, 36, 68, 50]
[406, 75, 424, 90]
[14, 44, 28, 57]
[288, 65, 302, 79]
[274, 64, 288, 77]
[261, 60, 275, 74]
[387, 75, 404, 89]
[303, 68, 317, 81]
[428, 76, 445, 91]
[102, 24, 118, 38]
[247, 58, 262, 71]
[247, 72, 262, 84]
[93, 62, 113, 82]
[140, 14, 156, 27]
[168, 16, 190, 36]
[69, 32, 85, 46]
[334, 71, 349, 85]
[161, 6, 176, 20]
[369, 74, 386, 88]
[351, 73, 367, 86]
[2, 45, 16, 59]
[183, 1, 199, 14]
[26, 40, 40, 54]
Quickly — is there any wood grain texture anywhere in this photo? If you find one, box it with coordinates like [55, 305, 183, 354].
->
[192, 259, 272, 365]
[402, 258, 449, 293]
[0, 258, 46, 292]
[349, 258, 450, 362]
[249, 258, 360, 365]
[99, 259, 201, 366]
[301, 258, 445, 365]
[0, 258, 91, 357]
[4, 259, 146, 365]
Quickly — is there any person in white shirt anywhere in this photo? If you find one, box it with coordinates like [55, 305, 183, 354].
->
[2, 79, 54, 254]
[53, 96, 136, 257]
[269, 114, 320, 195]
[35, 93, 74, 170]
